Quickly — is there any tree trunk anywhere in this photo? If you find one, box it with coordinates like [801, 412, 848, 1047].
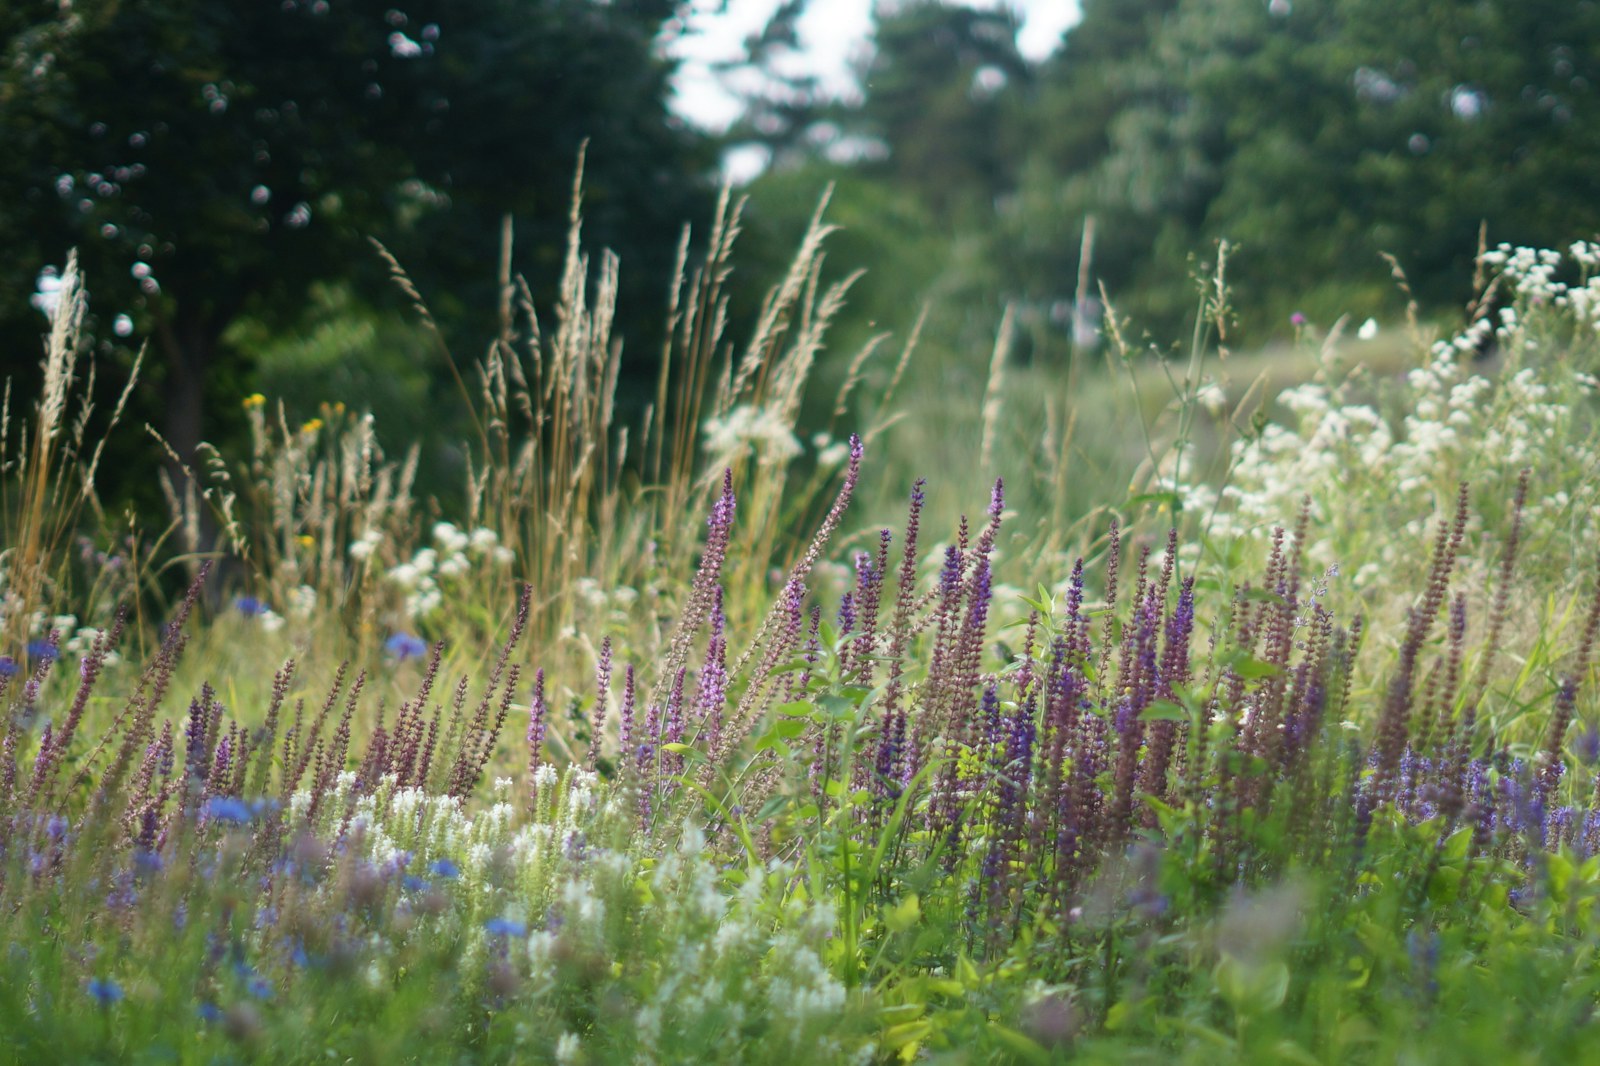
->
[156, 311, 222, 559]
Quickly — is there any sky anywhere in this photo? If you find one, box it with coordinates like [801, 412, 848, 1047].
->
[669, 0, 1083, 132]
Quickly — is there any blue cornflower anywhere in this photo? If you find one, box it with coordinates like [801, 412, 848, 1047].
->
[1578, 723, 1600, 766]
[483, 917, 527, 938]
[402, 875, 427, 892]
[25, 641, 58, 662]
[234, 596, 269, 617]
[203, 797, 253, 824]
[197, 1002, 223, 1023]
[0, 657, 18, 676]
[247, 977, 273, 1000]
[385, 632, 428, 661]
[87, 978, 124, 1005]
[429, 858, 460, 880]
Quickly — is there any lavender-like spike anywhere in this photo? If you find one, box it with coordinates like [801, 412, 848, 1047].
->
[1537, 676, 1579, 806]
[655, 470, 737, 707]
[526, 669, 548, 784]
[717, 436, 864, 764]
[695, 588, 730, 753]
[618, 664, 637, 775]
[884, 479, 926, 721]
[588, 637, 613, 771]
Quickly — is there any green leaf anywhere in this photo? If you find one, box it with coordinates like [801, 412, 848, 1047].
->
[1126, 490, 1183, 513]
[1223, 651, 1282, 678]
[989, 1026, 1050, 1063]
[753, 718, 808, 754]
[753, 794, 790, 821]
[882, 1020, 932, 1053]
[884, 894, 921, 934]
[819, 695, 859, 722]
[1140, 700, 1189, 722]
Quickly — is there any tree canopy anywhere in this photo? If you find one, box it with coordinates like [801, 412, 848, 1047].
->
[734, 0, 1600, 350]
[0, 0, 710, 494]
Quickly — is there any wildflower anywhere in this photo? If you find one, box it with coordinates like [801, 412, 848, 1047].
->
[203, 797, 253, 824]
[198, 1002, 223, 1023]
[26, 640, 58, 662]
[1195, 380, 1228, 415]
[234, 597, 269, 617]
[554, 1032, 582, 1065]
[86, 978, 124, 1005]
[349, 529, 382, 560]
[1357, 317, 1379, 340]
[429, 858, 461, 879]
[484, 917, 527, 937]
[1290, 311, 1307, 327]
[301, 418, 323, 434]
[1577, 723, 1600, 766]
[287, 585, 317, 621]
[242, 393, 266, 409]
[702, 404, 801, 465]
[432, 522, 470, 554]
[385, 633, 428, 660]
[0, 657, 17, 676]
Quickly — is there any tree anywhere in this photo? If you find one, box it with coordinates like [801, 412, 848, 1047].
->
[852, 1, 1032, 220]
[0, 0, 709, 497]
[1013, 0, 1600, 335]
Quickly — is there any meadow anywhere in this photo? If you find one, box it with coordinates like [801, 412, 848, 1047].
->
[5, 196, 1600, 1064]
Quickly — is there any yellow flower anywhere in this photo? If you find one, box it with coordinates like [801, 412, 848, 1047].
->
[301, 418, 323, 434]
[297, 534, 316, 549]
[242, 393, 266, 409]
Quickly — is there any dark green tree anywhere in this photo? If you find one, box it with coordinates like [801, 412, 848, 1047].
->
[853, 1, 1032, 219]
[1014, 0, 1600, 335]
[0, 0, 709, 490]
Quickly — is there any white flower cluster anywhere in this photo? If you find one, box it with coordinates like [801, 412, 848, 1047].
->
[284, 766, 865, 1060]
[810, 431, 853, 468]
[383, 522, 515, 620]
[1179, 243, 1600, 587]
[702, 404, 802, 467]
[286, 584, 317, 622]
[3, 612, 127, 666]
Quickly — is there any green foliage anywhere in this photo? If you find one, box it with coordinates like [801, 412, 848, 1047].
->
[0, 0, 709, 504]
[737, 0, 1600, 354]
